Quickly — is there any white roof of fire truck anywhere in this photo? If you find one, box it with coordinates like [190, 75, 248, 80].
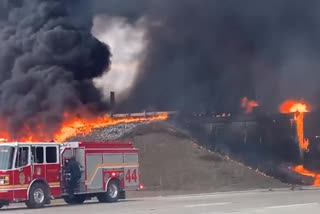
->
[0, 142, 61, 146]
[0, 141, 136, 149]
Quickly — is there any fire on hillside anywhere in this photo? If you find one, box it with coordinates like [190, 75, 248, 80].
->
[0, 112, 169, 143]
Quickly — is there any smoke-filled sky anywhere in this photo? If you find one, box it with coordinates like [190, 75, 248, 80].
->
[91, 0, 320, 113]
[92, 15, 145, 102]
[1, 0, 320, 138]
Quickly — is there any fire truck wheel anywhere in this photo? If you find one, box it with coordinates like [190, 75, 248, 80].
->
[25, 183, 47, 209]
[63, 195, 86, 204]
[97, 179, 120, 203]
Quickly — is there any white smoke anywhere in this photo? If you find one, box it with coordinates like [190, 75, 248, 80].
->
[92, 15, 146, 102]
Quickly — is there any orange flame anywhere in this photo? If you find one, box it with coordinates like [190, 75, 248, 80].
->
[280, 100, 318, 186]
[294, 165, 320, 186]
[279, 100, 309, 150]
[241, 97, 259, 114]
[0, 112, 168, 143]
[279, 100, 310, 114]
[54, 113, 168, 142]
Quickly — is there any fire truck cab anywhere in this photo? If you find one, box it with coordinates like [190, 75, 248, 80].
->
[0, 141, 140, 209]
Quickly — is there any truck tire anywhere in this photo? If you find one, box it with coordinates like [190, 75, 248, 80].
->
[25, 183, 47, 209]
[97, 179, 120, 203]
[63, 194, 86, 204]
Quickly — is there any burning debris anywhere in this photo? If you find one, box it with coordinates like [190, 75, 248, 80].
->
[292, 165, 320, 186]
[54, 112, 168, 142]
[280, 100, 310, 153]
[69, 123, 139, 142]
[276, 100, 320, 186]
[241, 97, 259, 114]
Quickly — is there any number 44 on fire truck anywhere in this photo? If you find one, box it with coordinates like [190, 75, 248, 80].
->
[0, 141, 140, 209]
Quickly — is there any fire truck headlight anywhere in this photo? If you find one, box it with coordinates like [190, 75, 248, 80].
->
[0, 175, 9, 185]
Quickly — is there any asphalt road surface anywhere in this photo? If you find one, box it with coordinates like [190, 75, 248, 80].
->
[3, 188, 320, 213]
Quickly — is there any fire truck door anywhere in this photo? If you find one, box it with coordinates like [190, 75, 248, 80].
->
[13, 146, 32, 199]
[44, 146, 60, 184]
[31, 146, 45, 180]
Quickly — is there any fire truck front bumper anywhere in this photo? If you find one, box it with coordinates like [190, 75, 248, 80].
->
[0, 199, 9, 207]
[0, 189, 12, 203]
[0, 190, 10, 207]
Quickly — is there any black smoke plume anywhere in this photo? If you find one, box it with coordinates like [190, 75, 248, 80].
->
[0, 0, 110, 139]
[93, 0, 320, 113]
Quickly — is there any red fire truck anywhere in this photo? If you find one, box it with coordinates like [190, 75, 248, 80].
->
[0, 141, 140, 209]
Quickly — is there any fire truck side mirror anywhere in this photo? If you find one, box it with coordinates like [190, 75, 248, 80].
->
[31, 155, 34, 164]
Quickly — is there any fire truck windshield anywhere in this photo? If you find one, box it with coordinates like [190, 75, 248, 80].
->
[0, 146, 14, 170]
